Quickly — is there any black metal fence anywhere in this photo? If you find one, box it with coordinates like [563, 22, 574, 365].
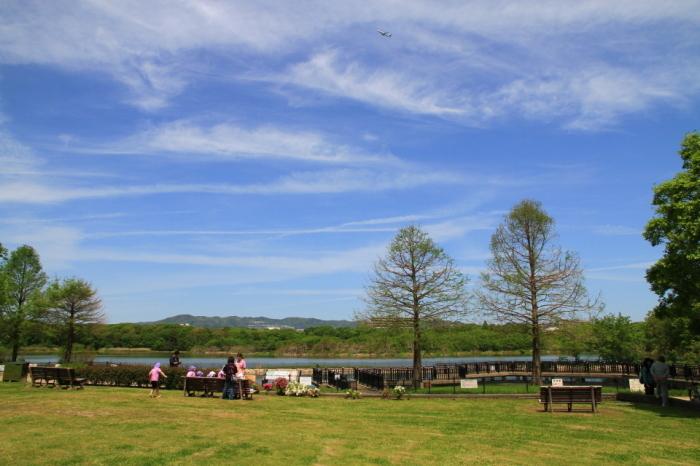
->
[317, 361, 700, 391]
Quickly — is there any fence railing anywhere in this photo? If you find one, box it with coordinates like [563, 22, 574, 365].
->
[341, 361, 700, 390]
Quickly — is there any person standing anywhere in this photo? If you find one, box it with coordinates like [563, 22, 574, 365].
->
[639, 358, 655, 396]
[650, 356, 671, 407]
[222, 356, 237, 400]
[169, 350, 181, 368]
[148, 362, 168, 398]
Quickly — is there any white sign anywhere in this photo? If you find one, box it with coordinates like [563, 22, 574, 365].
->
[552, 378, 564, 387]
[628, 378, 645, 392]
[0, 365, 4, 372]
[460, 379, 478, 389]
[299, 376, 313, 386]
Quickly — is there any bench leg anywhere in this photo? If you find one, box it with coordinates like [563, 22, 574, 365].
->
[568, 403, 572, 412]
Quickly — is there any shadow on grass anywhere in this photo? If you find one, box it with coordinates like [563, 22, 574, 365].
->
[624, 400, 700, 419]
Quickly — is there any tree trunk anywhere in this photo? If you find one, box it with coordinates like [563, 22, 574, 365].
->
[412, 319, 422, 389]
[531, 321, 541, 385]
[11, 341, 19, 362]
[63, 316, 75, 363]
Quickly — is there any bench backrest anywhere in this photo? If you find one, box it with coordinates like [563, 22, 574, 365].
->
[540, 386, 602, 402]
[185, 377, 225, 392]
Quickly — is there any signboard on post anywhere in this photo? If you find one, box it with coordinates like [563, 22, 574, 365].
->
[628, 378, 644, 392]
[460, 379, 478, 389]
[300, 376, 313, 386]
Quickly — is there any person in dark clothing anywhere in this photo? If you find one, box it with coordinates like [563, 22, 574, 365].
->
[169, 350, 181, 368]
[222, 356, 237, 400]
[639, 358, 655, 395]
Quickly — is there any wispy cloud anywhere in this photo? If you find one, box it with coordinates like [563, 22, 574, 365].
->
[280, 50, 466, 117]
[587, 261, 653, 272]
[0, 168, 463, 204]
[90, 120, 400, 165]
[592, 224, 641, 236]
[2, 1, 697, 125]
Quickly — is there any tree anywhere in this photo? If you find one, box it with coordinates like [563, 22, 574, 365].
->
[478, 200, 600, 384]
[643, 132, 700, 352]
[44, 278, 104, 363]
[589, 314, 643, 362]
[0, 245, 47, 361]
[359, 226, 470, 388]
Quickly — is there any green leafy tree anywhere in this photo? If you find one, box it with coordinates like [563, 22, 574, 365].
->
[589, 314, 643, 361]
[0, 245, 47, 361]
[359, 226, 470, 388]
[44, 278, 104, 363]
[478, 200, 601, 384]
[643, 132, 700, 353]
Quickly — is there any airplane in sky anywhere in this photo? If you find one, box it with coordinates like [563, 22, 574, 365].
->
[377, 29, 392, 38]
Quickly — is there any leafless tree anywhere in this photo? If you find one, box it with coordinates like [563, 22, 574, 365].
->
[358, 226, 470, 388]
[477, 200, 601, 384]
[45, 278, 104, 363]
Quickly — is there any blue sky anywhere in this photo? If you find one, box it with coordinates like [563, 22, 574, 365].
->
[1, 1, 699, 323]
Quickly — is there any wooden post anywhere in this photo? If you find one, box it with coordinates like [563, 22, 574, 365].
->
[591, 386, 597, 413]
[547, 386, 552, 413]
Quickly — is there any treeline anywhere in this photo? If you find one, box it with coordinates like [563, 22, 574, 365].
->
[9, 315, 697, 364]
[10, 322, 533, 357]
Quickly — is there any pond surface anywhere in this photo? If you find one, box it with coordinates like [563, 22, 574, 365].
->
[19, 354, 594, 368]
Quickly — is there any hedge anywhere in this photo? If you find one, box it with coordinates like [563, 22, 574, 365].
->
[74, 365, 218, 390]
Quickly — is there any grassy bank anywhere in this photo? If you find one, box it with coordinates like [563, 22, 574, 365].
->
[1, 383, 698, 465]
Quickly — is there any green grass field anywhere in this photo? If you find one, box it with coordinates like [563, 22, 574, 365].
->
[1, 383, 698, 465]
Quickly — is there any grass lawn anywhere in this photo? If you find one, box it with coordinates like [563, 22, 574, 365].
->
[1, 383, 698, 465]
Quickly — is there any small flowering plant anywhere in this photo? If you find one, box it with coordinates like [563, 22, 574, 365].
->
[274, 377, 288, 395]
[285, 381, 307, 397]
[345, 389, 362, 400]
[262, 382, 273, 392]
[393, 385, 406, 400]
[306, 386, 320, 397]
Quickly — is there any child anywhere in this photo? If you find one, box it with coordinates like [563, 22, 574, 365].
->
[148, 362, 167, 398]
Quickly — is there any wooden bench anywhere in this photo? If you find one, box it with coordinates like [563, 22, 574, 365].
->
[183, 377, 253, 400]
[184, 377, 225, 397]
[540, 385, 602, 413]
[29, 366, 85, 389]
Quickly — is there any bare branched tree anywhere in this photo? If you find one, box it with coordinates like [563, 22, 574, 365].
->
[477, 200, 601, 384]
[358, 226, 470, 388]
[45, 278, 104, 363]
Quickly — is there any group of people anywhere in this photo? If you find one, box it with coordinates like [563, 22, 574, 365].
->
[639, 356, 671, 407]
[147, 350, 248, 400]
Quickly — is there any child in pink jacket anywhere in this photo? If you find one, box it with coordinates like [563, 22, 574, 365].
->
[148, 362, 167, 398]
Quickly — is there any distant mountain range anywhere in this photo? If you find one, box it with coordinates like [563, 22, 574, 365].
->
[148, 314, 356, 329]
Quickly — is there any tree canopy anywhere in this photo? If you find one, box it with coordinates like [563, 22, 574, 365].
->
[478, 200, 600, 383]
[360, 225, 470, 387]
[0, 245, 47, 361]
[644, 132, 700, 344]
[44, 278, 104, 363]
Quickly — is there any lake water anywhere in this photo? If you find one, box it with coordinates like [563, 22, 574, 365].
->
[19, 354, 589, 368]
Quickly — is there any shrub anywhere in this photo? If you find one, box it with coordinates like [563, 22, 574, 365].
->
[274, 377, 288, 395]
[285, 381, 306, 397]
[74, 365, 196, 390]
[345, 389, 361, 400]
[393, 385, 406, 400]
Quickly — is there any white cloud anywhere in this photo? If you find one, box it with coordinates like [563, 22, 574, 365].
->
[587, 261, 653, 272]
[2, 1, 697, 125]
[0, 224, 84, 270]
[281, 50, 466, 116]
[100, 120, 399, 165]
[0, 168, 463, 204]
[592, 225, 641, 236]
